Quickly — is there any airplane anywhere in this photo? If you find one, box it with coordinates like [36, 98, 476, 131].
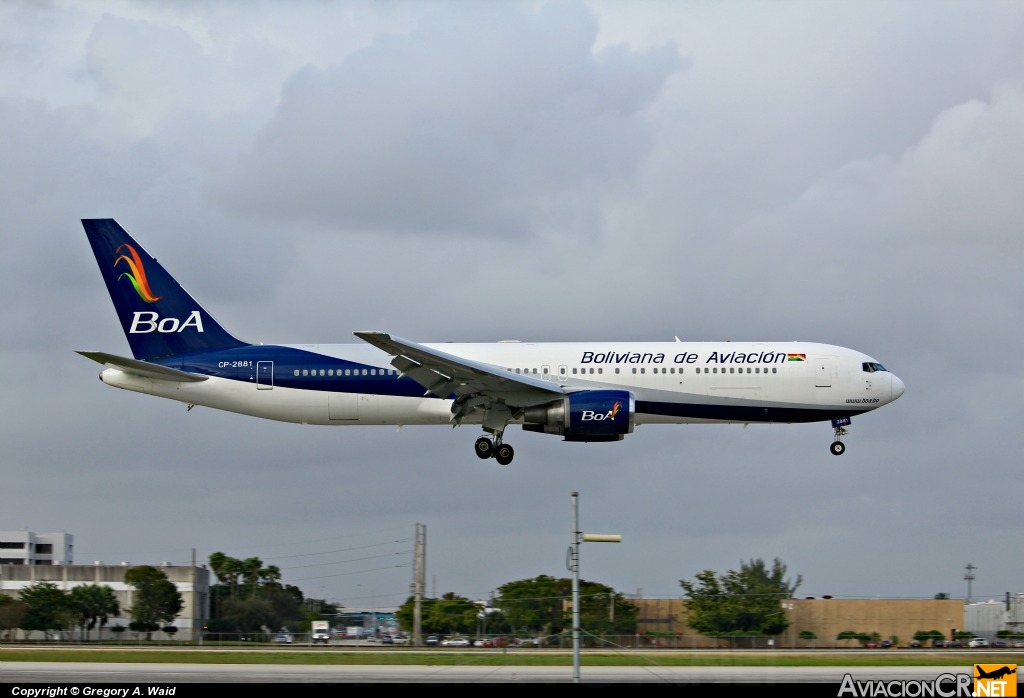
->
[975, 666, 1016, 681]
[77, 218, 905, 465]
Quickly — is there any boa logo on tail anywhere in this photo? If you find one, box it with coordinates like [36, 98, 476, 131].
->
[114, 243, 162, 303]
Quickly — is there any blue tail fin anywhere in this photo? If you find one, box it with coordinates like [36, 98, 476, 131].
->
[83, 219, 247, 360]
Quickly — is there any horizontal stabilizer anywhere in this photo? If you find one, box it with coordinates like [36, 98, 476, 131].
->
[76, 351, 209, 383]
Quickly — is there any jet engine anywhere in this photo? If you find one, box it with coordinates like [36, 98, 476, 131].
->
[522, 390, 635, 442]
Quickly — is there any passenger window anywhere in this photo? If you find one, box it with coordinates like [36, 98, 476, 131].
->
[293, 370, 299, 377]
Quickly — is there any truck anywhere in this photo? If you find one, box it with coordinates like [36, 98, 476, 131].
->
[311, 620, 330, 644]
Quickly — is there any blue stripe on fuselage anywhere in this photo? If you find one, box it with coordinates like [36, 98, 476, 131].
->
[150, 345, 430, 398]
[636, 400, 868, 423]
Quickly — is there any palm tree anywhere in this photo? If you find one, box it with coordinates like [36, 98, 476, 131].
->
[69, 584, 120, 641]
[259, 565, 282, 589]
[241, 557, 263, 599]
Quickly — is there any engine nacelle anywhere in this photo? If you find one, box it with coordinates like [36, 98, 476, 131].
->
[522, 390, 635, 442]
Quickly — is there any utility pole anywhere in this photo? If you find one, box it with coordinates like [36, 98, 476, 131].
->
[964, 563, 976, 604]
[413, 523, 425, 646]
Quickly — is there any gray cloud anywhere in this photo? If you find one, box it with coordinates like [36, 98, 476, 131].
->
[216, 1, 680, 237]
[1, 1, 1022, 609]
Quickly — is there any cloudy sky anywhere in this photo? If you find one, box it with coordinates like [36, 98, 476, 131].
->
[2, 0, 1022, 612]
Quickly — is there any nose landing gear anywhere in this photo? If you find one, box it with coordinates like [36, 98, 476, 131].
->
[830, 417, 850, 456]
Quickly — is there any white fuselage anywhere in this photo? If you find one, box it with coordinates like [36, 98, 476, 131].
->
[98, 340, 904, 428]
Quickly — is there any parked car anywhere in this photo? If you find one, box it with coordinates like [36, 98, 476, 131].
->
[908, 640, 922, 648]
[968, 637, 988, 648]
[274, 632, 293, 644]
[1012, 640, 1024, 648]
[442, 637, 472, 646]
[391, 635, 410, 644]
[991, 640, 1007, 648]
[425, 635, 439, 646]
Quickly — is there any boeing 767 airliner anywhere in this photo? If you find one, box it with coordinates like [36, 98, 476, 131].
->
[78, 219, 904, 464]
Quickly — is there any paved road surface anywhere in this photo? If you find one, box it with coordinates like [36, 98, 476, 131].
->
[0, 662, 1002, 684]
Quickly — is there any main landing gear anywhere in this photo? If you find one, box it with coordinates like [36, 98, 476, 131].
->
[475, 432, 515, 465]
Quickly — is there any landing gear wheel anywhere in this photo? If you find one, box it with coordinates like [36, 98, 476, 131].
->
[474, 436, 493, 460]
[830, 441, 846, 456]
[494, 443, 515, 465]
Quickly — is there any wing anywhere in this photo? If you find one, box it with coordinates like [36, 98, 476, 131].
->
[354, 331, 565, 428]
[76, 351, 210, 383]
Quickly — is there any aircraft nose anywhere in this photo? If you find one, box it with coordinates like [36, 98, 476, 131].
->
[891, 374, 905, 401]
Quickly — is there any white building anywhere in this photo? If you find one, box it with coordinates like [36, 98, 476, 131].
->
[964, 594, 1024, 641]
[0, 530, 73, 565]
[0, 533, 210, 642]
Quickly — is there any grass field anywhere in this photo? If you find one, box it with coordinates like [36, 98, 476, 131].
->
[1, 647, 1021, 667]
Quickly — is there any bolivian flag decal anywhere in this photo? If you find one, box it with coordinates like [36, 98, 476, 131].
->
[787, 353, 807, 361]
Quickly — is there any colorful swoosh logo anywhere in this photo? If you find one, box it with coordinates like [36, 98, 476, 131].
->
[610, 401, 622, 419]
[114, 243, 162, 302]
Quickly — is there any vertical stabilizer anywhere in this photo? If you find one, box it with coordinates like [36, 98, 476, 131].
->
[82, 219, 247, 359]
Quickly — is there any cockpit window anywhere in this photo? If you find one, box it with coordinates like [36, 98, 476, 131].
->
[862, 362, 887, 373]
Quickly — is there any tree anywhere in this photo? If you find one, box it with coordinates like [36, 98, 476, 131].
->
[123, 566, 184, 640]
[219, 597, 277, 635]
[494, 575, 638, 641]
[0, 596, 29, 641]
[799, 630, 817, 647]
[426, 593, 479, 635]
[18, 582, 74, 638]
[240, 557, 264, 598]
[934, 592, 949, 600]
[69, 584, 120, 641]
[679, 558, 802, 638]
[914, 629, 945, 647]
[207, 553, 306, 634]
[494, 575, 565, 637]
[209, 552, 245, 600]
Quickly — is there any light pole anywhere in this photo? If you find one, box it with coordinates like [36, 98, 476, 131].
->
[569, 491, 621, 684]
